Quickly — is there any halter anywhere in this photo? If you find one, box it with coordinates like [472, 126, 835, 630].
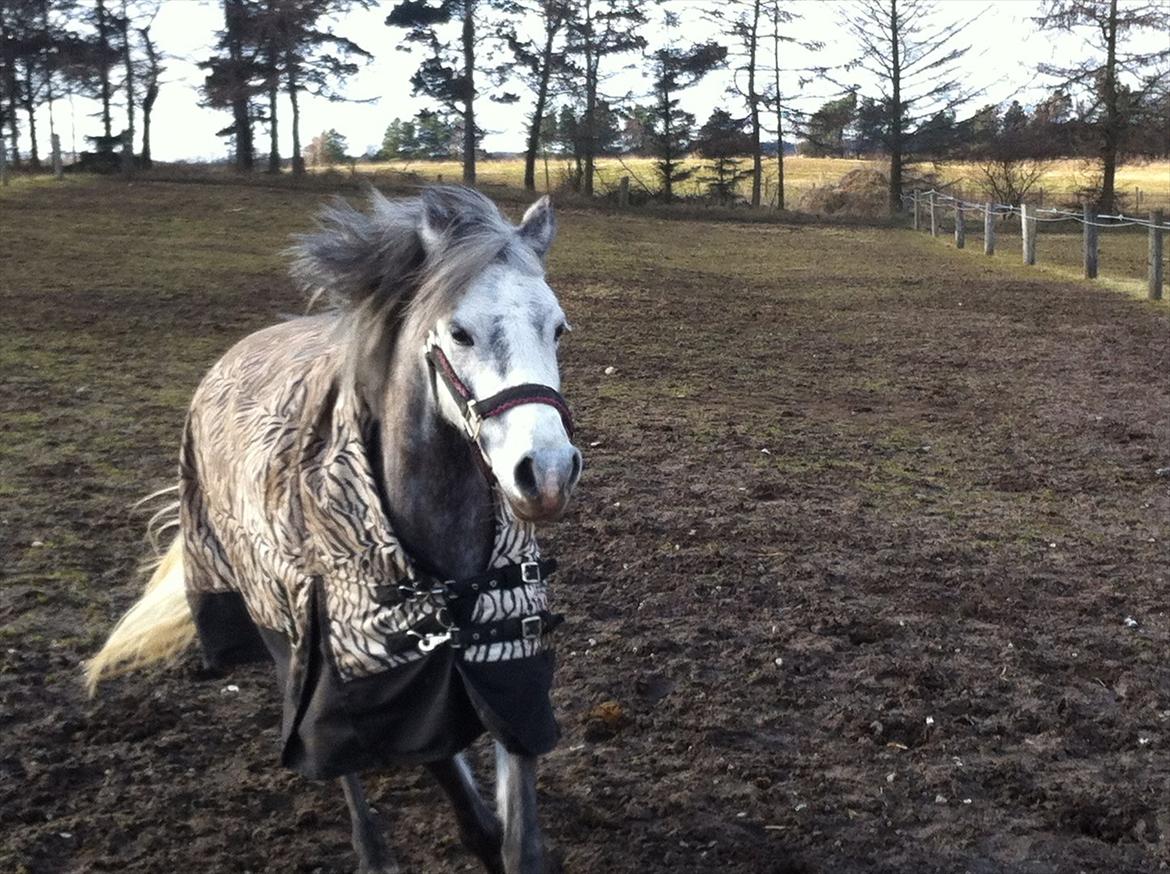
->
[424, 331, 574, 463]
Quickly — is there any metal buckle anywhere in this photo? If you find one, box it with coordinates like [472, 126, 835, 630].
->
[521, 615, 542, 641]
[464, 400, 482, 441]
[520, 561, 541, 584]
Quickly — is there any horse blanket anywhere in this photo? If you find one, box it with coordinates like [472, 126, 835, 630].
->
[178, 317, 560, 779]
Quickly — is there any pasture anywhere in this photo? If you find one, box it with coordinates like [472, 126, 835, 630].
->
[2, 177, 1169, 873]
[358, 155, 1170, 210]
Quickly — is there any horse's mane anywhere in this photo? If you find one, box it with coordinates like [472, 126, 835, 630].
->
[289, 185, 544, 402]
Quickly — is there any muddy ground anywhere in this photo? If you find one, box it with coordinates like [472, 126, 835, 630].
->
[1, 179, 1168, 874]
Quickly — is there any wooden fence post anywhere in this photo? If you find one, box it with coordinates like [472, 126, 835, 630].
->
[954, 204, 965, 249]
[1150, 209, 1165, 302]
[0, 139, 8, 187]
[1083, 203, 1098, 279]
[929, 191, 938, 237]
[618, 175, 630, 208]
[51, 134, 63, 180]
[912, 191, 919, 230]
[1021, 203, 1037, 266]
[984, 203, 995, 255]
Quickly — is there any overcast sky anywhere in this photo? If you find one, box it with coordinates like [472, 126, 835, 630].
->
[34, 0, 1161, 162]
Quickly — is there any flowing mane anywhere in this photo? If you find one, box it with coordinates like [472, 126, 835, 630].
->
[289, 186, 546, 393]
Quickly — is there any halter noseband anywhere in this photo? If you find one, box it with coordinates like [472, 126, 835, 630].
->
[424, 332, 574, 460]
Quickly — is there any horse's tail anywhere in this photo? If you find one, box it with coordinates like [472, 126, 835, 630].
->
[84, 535, 195, 696]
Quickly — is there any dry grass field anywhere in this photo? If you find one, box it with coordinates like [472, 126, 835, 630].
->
[353, 155, 1170, 210]
[1, 175, 1169, 874]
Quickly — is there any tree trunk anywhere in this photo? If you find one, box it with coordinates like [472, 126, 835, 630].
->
[44, 1, 58, 166]
[267, 81, 279, 172]
[582, 0, 595, 197]
[141, 83, 156, 167]
[772, 0, 784, 209]
[1098, 0, 1119, 214]
[121, 2, 135, 174]
[523, 21, 558, 191]
[266, 0, 280, 173]
[226, 0, 253, 171]
[97, 0, 113, 139]
[461, 3, 476, 184]
[1, 9, 20, 166]
[661, 85, 673, 202]
[288, 60, 303, 176]
[887, 0, 903, 214]
[23, 66, 40, 168]
[747, 0, 761, 208]
[140, 26, 159, 169]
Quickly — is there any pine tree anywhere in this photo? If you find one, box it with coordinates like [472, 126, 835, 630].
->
[497, 0, 569, 190]
[646, 28, 725, 202]
[562, 0, 645, 196]
[841, 0, 979, 213]
[386, 0, 482, 183]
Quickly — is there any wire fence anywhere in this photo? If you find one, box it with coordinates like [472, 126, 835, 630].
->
[904, 189, 1166, 301]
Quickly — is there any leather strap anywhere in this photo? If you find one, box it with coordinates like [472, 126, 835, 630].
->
[452, 611, 564, 648]
[425, 338, 574, 440]
[376, 558, 558, 604]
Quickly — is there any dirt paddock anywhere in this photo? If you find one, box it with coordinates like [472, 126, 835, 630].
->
[1, 179, 1168, 873]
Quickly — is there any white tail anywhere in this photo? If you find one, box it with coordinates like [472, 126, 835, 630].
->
[84, 536, 195, 696]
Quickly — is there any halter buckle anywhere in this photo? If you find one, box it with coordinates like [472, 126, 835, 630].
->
[464, 400, 483, 441]
[521, 615, 543, 641]
[520, 561, 542, 584]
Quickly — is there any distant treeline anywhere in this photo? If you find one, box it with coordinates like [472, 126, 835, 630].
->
[0, 0, 1166, 214]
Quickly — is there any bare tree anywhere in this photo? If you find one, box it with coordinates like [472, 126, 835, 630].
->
[762, 0, 820, 209]
[841, 0, 979, 213]
[1034, 0, 1170, 214]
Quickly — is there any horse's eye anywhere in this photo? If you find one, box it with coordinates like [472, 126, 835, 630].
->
[554, 324, 566, 342]
[450, 326, 474, 347]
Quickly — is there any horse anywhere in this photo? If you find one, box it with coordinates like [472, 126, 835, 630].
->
[84, 185, 583, 874]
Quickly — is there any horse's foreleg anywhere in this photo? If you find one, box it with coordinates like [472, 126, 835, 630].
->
[339, 773, 399, 874]
[495, 742, 551, 874]
[426, 754, 504, 873]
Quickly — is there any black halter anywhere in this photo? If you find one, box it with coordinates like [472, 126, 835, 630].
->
[424, 332, 574, 451]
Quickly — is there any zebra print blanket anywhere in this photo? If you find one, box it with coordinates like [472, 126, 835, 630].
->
[179, 317, 559, 778]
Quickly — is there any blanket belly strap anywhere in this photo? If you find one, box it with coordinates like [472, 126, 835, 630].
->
[454, 611, 563, 648]
[371, 558, 557, 606]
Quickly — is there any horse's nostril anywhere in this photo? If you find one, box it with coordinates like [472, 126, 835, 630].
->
[569, 450, 582, 486]
[514, 455, 538, 498]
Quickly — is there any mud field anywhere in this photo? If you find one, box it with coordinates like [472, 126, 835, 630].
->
[2, 179, 1168, 874]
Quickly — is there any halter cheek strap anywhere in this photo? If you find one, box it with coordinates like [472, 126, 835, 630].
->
[424, 332, 574, 456]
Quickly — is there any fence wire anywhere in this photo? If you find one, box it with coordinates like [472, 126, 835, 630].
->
[903, 189, 1166, 230]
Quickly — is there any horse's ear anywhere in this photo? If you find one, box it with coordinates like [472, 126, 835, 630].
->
[418, 187, 459, 253]
[518, 196, 556, 261]
[419, 186, 496, 254]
